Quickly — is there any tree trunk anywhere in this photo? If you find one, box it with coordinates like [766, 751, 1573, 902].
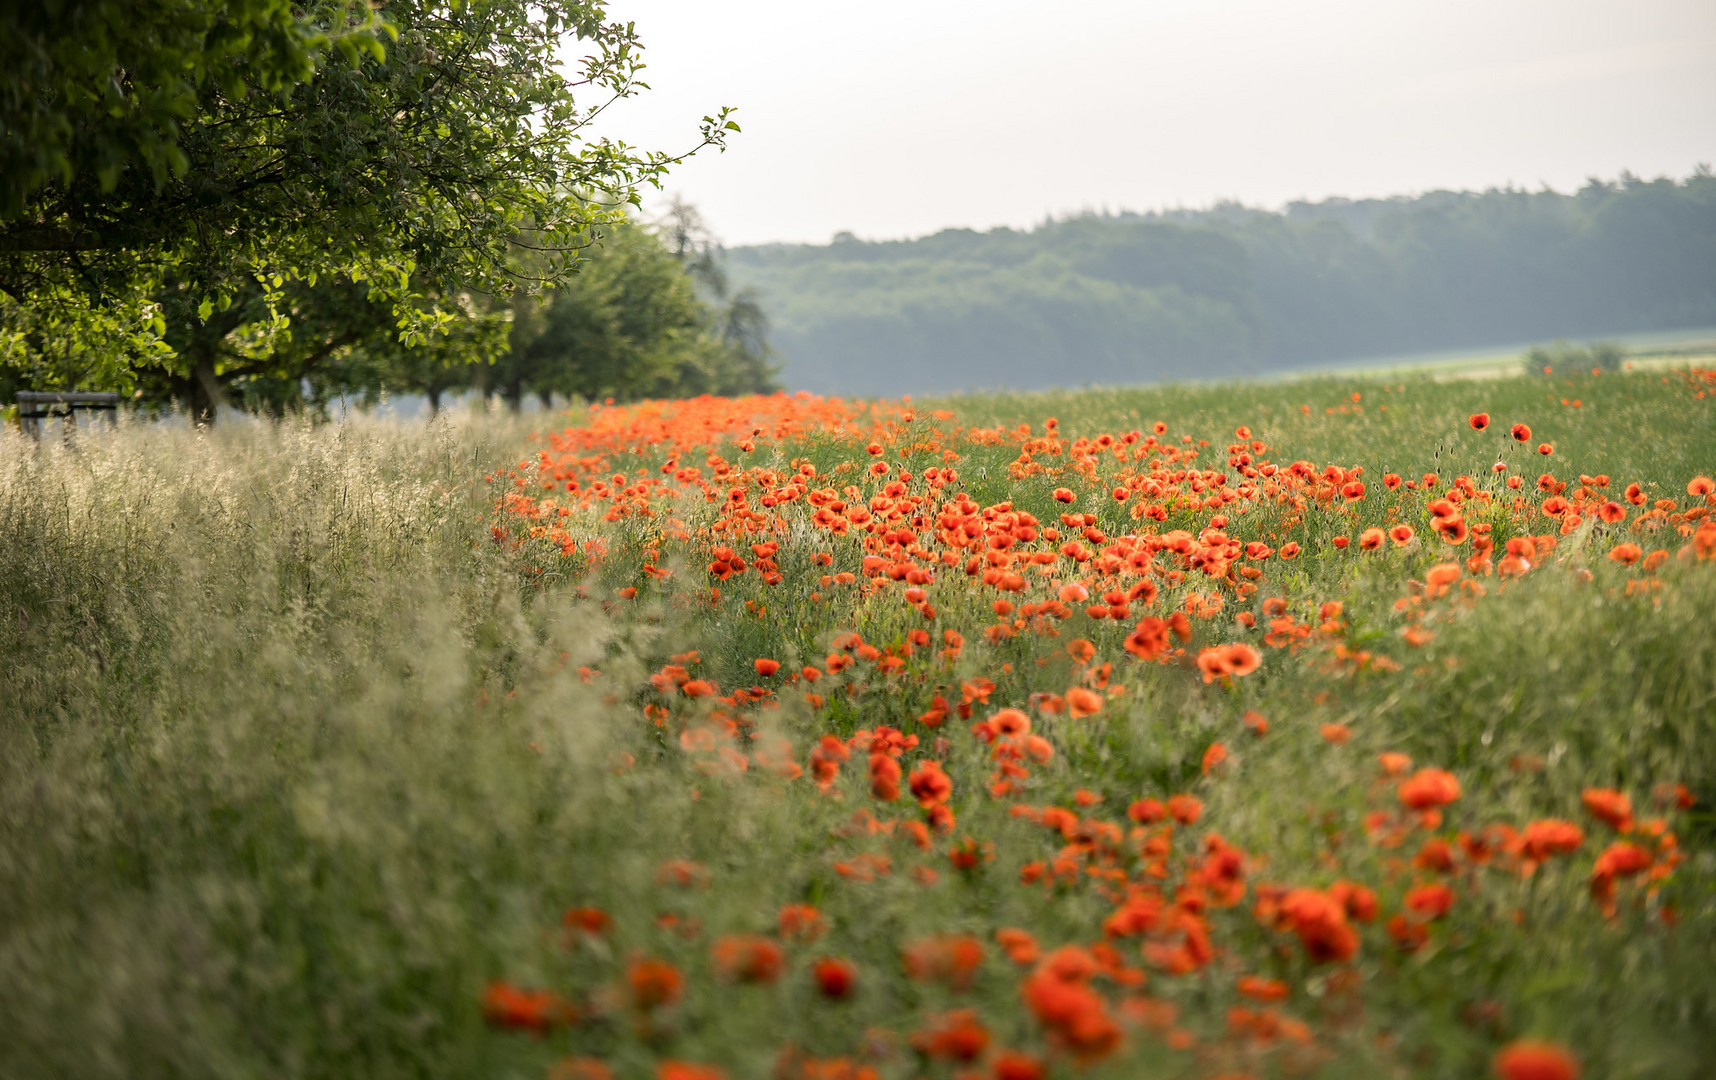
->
[536, 389, 553, 412]
[189, 356, 224, 426]
[426, 386, 442, 416]
[503, 376, 523, 414]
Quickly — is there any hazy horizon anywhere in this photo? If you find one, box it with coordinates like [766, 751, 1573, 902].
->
[593, 0, 1716, 248]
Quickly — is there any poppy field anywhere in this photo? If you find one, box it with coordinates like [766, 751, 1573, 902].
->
[3, 367, 1715, 1080]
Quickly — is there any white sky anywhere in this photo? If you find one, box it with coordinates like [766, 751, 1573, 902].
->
[591, 0, 1716, 247]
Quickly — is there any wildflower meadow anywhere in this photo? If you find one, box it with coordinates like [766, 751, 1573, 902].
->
[4, 365, 1715, 1080]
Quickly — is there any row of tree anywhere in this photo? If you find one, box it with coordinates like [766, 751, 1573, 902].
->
[729, 170, 1716, 395]
[0, 0, 773, 421]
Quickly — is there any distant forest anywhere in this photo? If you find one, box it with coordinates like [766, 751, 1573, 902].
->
[728, 170, 1716, 395]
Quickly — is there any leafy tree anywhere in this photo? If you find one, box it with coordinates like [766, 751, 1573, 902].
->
[0, 0, 738, 420]
[492, 212, 777, 409]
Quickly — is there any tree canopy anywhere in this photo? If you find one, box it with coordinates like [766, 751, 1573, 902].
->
[1, 0, 740, 418]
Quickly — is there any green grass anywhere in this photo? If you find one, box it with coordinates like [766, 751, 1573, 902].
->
[2, 367, 1714, 1080]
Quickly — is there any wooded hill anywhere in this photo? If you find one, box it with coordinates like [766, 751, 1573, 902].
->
[728, 170, 1716, 395]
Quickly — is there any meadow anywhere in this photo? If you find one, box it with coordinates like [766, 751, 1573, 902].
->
[3, 365, 1714, 1080]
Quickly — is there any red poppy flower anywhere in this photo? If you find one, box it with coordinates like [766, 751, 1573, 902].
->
[1405, 883, 1454, 919]
[1167, 793, 1203, 824]
[658, 1063, 727, 1080]
[1510, 422, 1531, 441]
[1399, 768, 1461, 810]
[1515, 820, 1584, 862]
[482, 980, 573, 1032]
[1201, 742, 1229, 775]
[1065, 687, 1104, 717]
[1581, 788, 1633, 832]
[712, 934, 786, 983]
[812, 957, 857, 999]
[1492, 1039, 1580, 1080]
[627, 957, 684, 1010]
[907, 760, 953, 807]
[752, 657, 781, 677]
[1608, 542, 1642, 565]
[1469, 413, 1491, 431]
[992, 1051, 1048, 1080]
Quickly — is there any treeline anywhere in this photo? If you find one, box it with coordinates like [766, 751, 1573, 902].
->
[729, 170, 1716, 395]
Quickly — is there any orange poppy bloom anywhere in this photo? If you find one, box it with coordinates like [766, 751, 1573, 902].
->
[712, 934, 786, 983]
[658, 1063, 727, 1080]
[1065, 686, 1104, 717]
[1277, 888, 1359, 963]
[1434, 515, 1469, 544]
[1359, 527, 1385, 550]
[995, 927, 1040, 965]
[1607, 542, 1642, 565]
[1167, 793, 1203, 824]
[902, 935, 986, 989]
[1378, 752, 1412, 776]
[1469, 413, 1491, 431]
[907, 760, 953, 807]
[1128, 798, 1167, 823]
[991, 1051, 1048, 1080]
[1690, 476, 1715, 497]
[1492, 1040, 1580, 1080]
[1581, 788, 1633, 832]
[1593, 841, 1652, 879]
[1426, 562, 1461, 588]
[627, 957, 684, 1010]
[1405, 883, 1454, 919]
[482, 980, 573, 1032]
[1515, 820, 1584, 863]
[1389, 524, 1415, 545]
[752, 657, 781, 677]
[1222, 643, 1262, 676]
[1201, 742, 1229, 775]
[911, 1009, 991, 1062]
[1320, 723, 1352, 746]
[563, 906, 613, 938]
[1510, 422, 1531, 441]
[1595, 501, 1626, 523]
[1399, 768, 1461, 810]
[812, 957, 857, 999]
[1236, 974, 1291, 1001]
[992, 707, 1032, 736]
[778, 904, 826, 941]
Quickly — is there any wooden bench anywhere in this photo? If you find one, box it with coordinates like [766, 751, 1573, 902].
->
[15, 391, 122, 440]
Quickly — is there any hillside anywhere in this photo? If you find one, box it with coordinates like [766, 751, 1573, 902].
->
[728, 171, 1716, 395]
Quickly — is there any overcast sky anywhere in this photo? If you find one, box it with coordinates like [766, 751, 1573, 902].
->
[591, 0, 1716, 247]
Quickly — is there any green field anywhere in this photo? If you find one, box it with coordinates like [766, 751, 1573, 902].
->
[3, 364, 1714, 1080]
